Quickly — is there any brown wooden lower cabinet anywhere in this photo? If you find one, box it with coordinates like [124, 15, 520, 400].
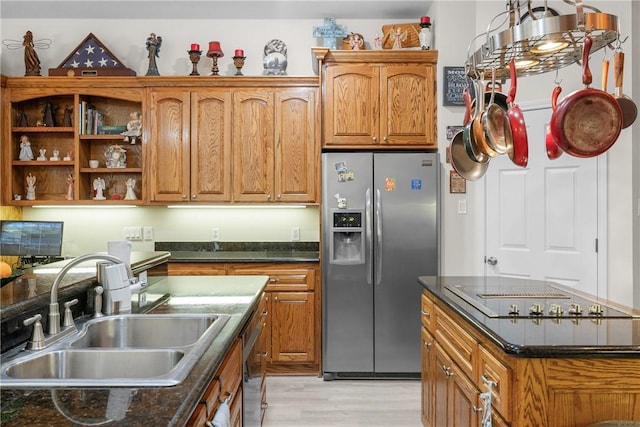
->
[188, 338, 243, 427]
[169, 261, 320, 375]
[421, 290, 640, 426]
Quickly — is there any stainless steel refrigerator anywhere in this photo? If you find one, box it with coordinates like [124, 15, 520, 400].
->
[322, 152, 439, 379]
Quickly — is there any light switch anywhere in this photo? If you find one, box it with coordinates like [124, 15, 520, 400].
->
[457, 199, 467, 214]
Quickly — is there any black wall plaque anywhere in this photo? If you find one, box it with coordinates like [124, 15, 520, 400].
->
[443, 66, 473, 106]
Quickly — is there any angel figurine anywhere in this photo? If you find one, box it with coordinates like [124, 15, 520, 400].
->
[65, 174, 74, 200]
[26, 173, 36, 200]
[93, 177, 106, 200]
[391, 28, 407, 49]
[18, 135, 34, 160]
[124, 178, 137, 200]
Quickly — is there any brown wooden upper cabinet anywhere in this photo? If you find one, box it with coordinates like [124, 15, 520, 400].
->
[233, 88, 319, 203]
[147, 78, 318, 205]
[313, 48, 438, 149]
[147, 88, 232, 203]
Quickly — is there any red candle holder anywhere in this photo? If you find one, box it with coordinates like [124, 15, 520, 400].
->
[207, 41, 224, 76]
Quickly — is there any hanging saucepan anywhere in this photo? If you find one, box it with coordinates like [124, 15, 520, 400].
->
[549, 36, 623, 158]
[463, 82, 490, 164]
[471, 79, 500, 159]
[484, 82, 508, 111]
[546, 85, 563, 160]
[504, 59, 528, 167]
[450, 130, 489, 181]
[482, 67, 511, 156]
[613, 50, 638, 129]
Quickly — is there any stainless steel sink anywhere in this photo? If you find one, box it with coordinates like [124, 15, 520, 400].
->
[5, 349, 184, 380]
[70, 314, 220, 348]
[0, 313, 230, 387]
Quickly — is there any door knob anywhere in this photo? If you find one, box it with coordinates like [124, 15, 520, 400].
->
[486, 257, 498, 266]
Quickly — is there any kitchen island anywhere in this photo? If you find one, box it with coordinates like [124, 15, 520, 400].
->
[1, 271, 268, 426]
[418, 276, 640, 427]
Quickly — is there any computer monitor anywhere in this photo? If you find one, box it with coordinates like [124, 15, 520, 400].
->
[0, 220, 64, 258]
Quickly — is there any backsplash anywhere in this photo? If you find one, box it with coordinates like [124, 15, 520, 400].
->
[155, 241, 319, 252]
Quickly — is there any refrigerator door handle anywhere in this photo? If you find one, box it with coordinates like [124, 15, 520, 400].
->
[375, 188, 382, 286]
[365, 188, 373, 286]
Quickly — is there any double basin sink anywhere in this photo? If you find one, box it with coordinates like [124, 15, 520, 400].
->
[0, 313, 230, 387]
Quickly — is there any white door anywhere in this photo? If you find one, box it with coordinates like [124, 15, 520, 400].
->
[484, 105, 604, 296]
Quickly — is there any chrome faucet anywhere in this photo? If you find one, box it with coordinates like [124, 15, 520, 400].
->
[48, 253, 135, 336]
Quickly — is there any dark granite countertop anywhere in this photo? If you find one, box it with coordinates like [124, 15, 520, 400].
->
[0, 275, 269, 426]
[419, 276, 640, 357]
[156, 241, 319, 263]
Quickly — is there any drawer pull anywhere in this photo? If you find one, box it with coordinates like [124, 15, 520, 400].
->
[423, 341, 432, 350]
[261, 402, 269, 409]
[440, 365, 453, 378]
[421, 309, 430, 317]
[472, 406, 483, 414]
[269, 277, 279, 283]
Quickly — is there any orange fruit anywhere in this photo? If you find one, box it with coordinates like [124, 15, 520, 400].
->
[0, 261, 12, 278]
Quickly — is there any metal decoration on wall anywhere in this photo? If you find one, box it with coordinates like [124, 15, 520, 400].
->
[263, 39, 287, 76]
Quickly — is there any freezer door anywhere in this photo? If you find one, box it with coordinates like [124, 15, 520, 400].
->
[373, 152, 438, 374]
[322, 152, 375, 374]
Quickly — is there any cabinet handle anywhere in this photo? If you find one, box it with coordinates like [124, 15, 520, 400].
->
[472, 406, 483, 414]
[181, 194, 187, 199]
[261, 402, 269, 409]
[421, 309, 430, 317]
[440, 365, 453, 378]
[372, 136, 377, 142]
[276, 194, 281, 200]
[269, 277, 279, 283]
[274, 296, 278, 302]
[423, 341, 431, 350]
[383, 136, 388, 142]
[262, 310, 268, 317]
[267, 194, 272, 200]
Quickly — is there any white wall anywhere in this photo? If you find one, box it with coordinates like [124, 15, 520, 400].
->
[2, 1, 637, 305]
[20, 206, 320, 255]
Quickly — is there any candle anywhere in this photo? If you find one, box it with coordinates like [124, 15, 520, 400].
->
[191, 43, 200, 51]
[235, 49, 244, 57]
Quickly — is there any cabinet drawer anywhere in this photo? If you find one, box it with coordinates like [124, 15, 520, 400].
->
[434, 305, 477, 378]
[229, 263, 316, 291]
[187, 377, 221, 426]
[421, 292, 434, 331]
[168, 262, 227, 276]
[478, 345, 511, 422]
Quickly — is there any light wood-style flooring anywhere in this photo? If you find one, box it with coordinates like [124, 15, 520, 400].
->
[261, 376, 422, 427]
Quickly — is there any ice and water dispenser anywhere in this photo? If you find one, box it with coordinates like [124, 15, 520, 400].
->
[329, 210, 365, 264]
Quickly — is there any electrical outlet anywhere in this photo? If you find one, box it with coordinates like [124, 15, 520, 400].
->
[291, 227, 300, 241]
[211, 228, 220, 241]
[123, 226, 143, 241]
[143, 226, 153, 241]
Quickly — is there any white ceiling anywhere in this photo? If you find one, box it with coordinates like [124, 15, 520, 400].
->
[1, 0, 434, 19]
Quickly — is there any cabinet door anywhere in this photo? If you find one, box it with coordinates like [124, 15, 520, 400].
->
[191, 91, 232, 202]
[274, 88, 318, 202]
[323, 64, 379, 146]
[434, 343, 479, 427]
[421, 327, 435, 427]
[148, 89, 191, 202]
[270, 291, 315, 363]
[380, 64, 436, 147]
[232, 90, 274, 202]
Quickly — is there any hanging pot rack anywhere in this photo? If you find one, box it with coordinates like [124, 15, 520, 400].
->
[466, 0, 620, 80]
